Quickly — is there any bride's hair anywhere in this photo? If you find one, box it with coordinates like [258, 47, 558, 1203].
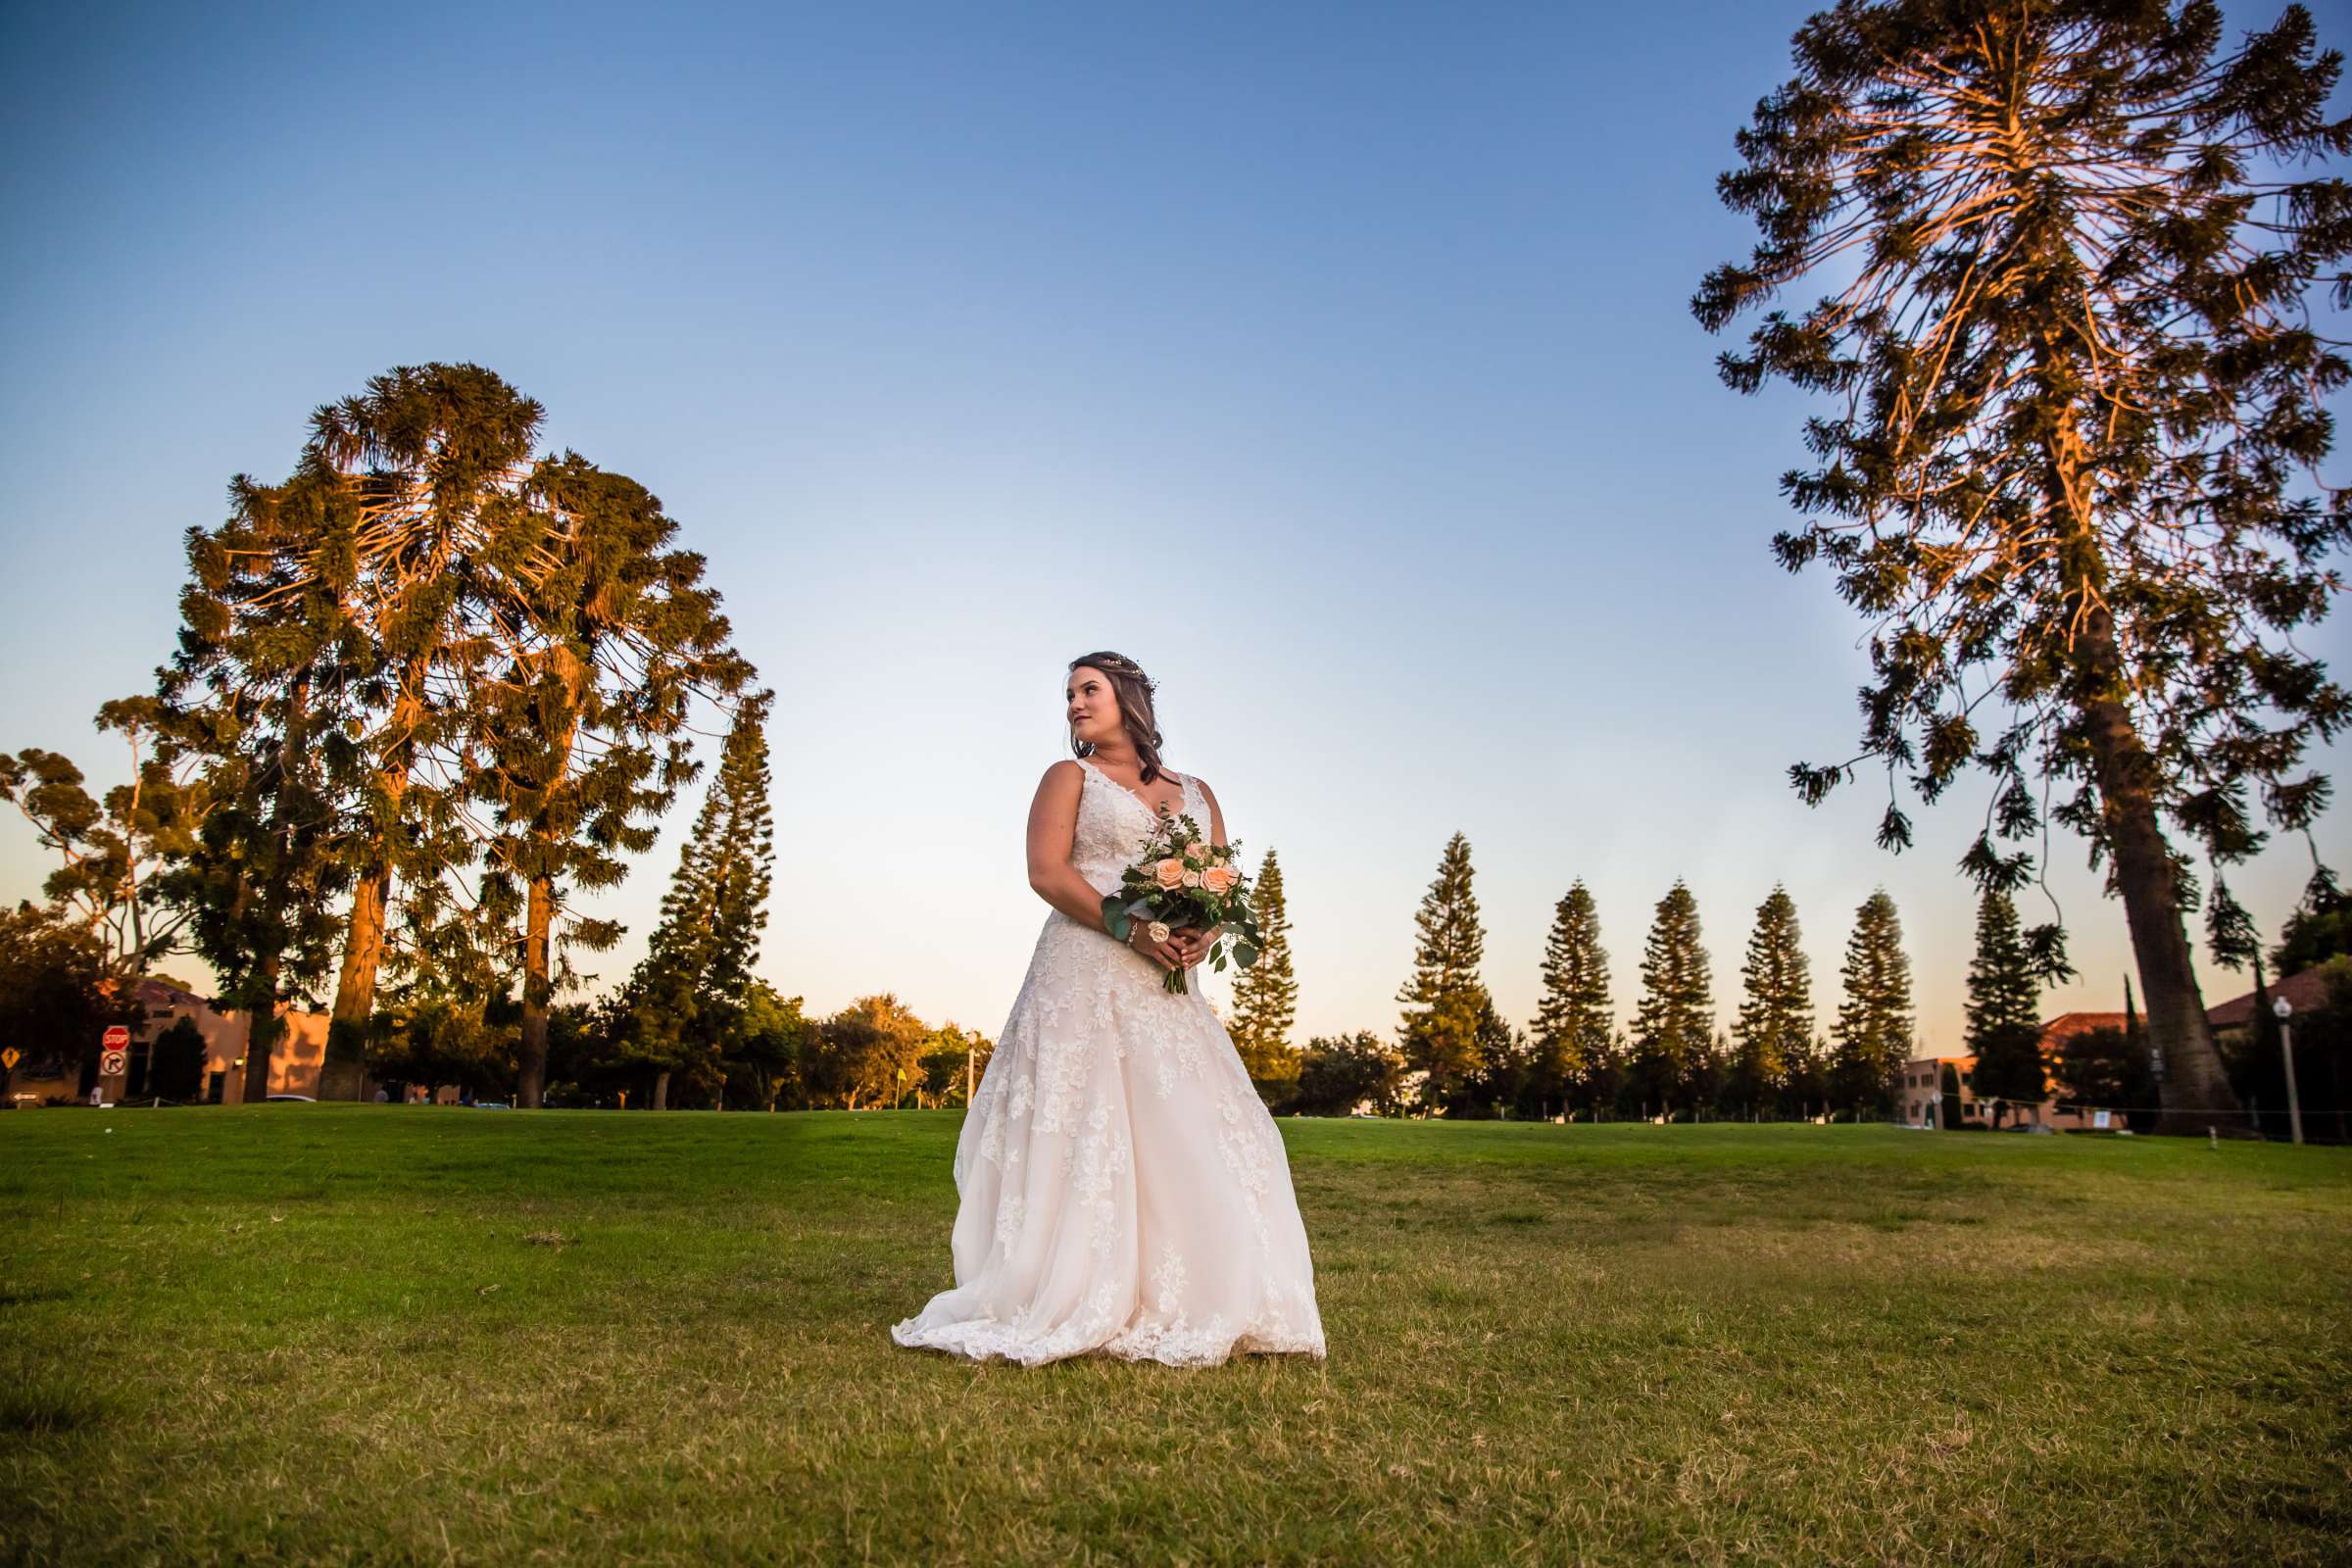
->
[1067, 651, 1168, 784]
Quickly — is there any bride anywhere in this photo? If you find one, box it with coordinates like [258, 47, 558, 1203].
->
[890, 651, 1327, 1367]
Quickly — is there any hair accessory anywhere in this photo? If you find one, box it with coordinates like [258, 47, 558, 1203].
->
[1101, 656, 1156, 694]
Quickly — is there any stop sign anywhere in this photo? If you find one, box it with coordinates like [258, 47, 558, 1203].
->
[103, 1025, 129, 1050]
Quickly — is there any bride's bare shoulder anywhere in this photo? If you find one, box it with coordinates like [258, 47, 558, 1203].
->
[1038, 759, 1085, 791]
[1185, 771, 1225, 842]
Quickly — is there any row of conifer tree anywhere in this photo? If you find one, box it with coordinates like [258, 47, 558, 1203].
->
[1215, 829, 2335, 1125]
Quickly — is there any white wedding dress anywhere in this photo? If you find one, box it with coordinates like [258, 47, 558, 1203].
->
[890, 757, 1327, 1367]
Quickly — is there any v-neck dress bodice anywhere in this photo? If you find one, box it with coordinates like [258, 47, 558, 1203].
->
[1068, 759, 1206, 897]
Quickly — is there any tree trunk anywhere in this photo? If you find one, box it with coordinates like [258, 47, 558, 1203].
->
[241, 953, 283, 1103]
[2029, 304, 2245, 1136]
[242, 671, 312, 1106]
[2074, 610, 2245, 1134]
[517, 871, 554, 1109]
[323, 662, 425, 1101]
[322, 870, 386, 1101]
[515, 651, 587, 1113]
[653, 1069, 670, 1110]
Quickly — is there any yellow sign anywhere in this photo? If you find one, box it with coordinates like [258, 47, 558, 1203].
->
[0, 1048, 16, 1069]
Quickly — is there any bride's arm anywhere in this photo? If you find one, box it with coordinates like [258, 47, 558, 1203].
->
[1200, 777, 1232, 937]
[1195, 777, 1227, 852]
[1025, 762, 1112, 927]
[1171, 777, 1232, 966]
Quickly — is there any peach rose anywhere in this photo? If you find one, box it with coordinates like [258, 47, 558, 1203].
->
[1202, 864, 1239, 895]
[1153, 858, 1187, 889]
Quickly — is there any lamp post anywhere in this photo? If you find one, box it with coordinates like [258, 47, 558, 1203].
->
[2273, 996, 2303, 1147]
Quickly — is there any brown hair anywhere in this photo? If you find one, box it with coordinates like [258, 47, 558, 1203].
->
[1067, 651, 1167, 784]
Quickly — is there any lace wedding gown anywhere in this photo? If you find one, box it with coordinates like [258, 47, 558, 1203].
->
[890, 757, 1327, 1368]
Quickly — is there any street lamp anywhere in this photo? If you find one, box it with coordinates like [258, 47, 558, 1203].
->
[2273, 996, 2304, 1147]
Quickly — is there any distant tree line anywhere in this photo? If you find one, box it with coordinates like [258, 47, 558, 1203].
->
[1228, 831, 2352, 1134]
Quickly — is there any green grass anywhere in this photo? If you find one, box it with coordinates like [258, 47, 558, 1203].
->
[2, 1107, 2347, 1565]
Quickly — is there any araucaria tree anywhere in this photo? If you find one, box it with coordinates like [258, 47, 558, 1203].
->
[1730, 884, 1814, 1118]
[1530, 879, 1613, 1120]
[159, 363, 757, 1103]
[471, 457, 756, 1107]
[1695, 1, 2351, 1133]
[1396, 832, 1491, 1114]
[1832, 890, 1914, 1117]
[1965, 889, 2049, 1125]
[1230, 846, 1300, 1104]
[247, 365, 551, 1093]
[1629, 879, 1713, 1119]
[160, 470, 360, 1100]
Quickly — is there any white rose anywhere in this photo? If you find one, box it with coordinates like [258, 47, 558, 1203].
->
[1147, 920, 1171, 944]
[1181, 869, 1201, 888]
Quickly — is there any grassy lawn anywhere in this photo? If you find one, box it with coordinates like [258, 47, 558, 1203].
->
[1, 1106, 2346, 1565]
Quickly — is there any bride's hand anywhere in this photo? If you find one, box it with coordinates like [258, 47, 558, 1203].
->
[1124, 920, 1182, 971]
[1171, 926, 1208, 968]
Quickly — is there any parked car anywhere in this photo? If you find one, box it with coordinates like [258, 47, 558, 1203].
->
[265, 1093, 317, 1102]
[474, 1101, 512, 1109]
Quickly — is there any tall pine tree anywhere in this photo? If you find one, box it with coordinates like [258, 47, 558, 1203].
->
[157, 479, 358, 1101]
[1530, 880, 1611, 1121]
[1695, 2, 2349, 1134]
[470, 457, 755, 1107]
[303, 365, 549, 1095]
[1230, 846, 1300, 1107]
[1395, 832, 1490, 1115]
[1831, 890, 1914, 1119]
[1965, 889, 2048, 1127]
[1730, 884, 1813, 1119]
[618, 689, 778, 1101]
[1629, 879, 1712, 1120]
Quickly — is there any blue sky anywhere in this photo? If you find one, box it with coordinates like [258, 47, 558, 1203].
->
[2, 1, 2345, 1054]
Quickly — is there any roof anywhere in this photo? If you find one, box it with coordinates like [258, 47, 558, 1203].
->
[1902, 964, 2347, 1056]
[2206, 963, 2347, 1028]
[1906, 1012, 2129, 1068]
[134, 975, 214, 1007]
[2039, 1011, 2129, 1042]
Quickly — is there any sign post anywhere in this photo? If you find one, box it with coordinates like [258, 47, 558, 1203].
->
[99, 1025, 129, 1086]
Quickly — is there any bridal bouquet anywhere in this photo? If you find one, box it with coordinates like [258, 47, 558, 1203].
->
[1101, 809, 1262, 994]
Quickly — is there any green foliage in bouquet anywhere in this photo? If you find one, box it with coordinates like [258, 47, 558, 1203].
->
[1098, 810, 1262, 994]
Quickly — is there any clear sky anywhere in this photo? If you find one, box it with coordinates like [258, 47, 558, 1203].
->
[3, 1, 2345, 1056]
